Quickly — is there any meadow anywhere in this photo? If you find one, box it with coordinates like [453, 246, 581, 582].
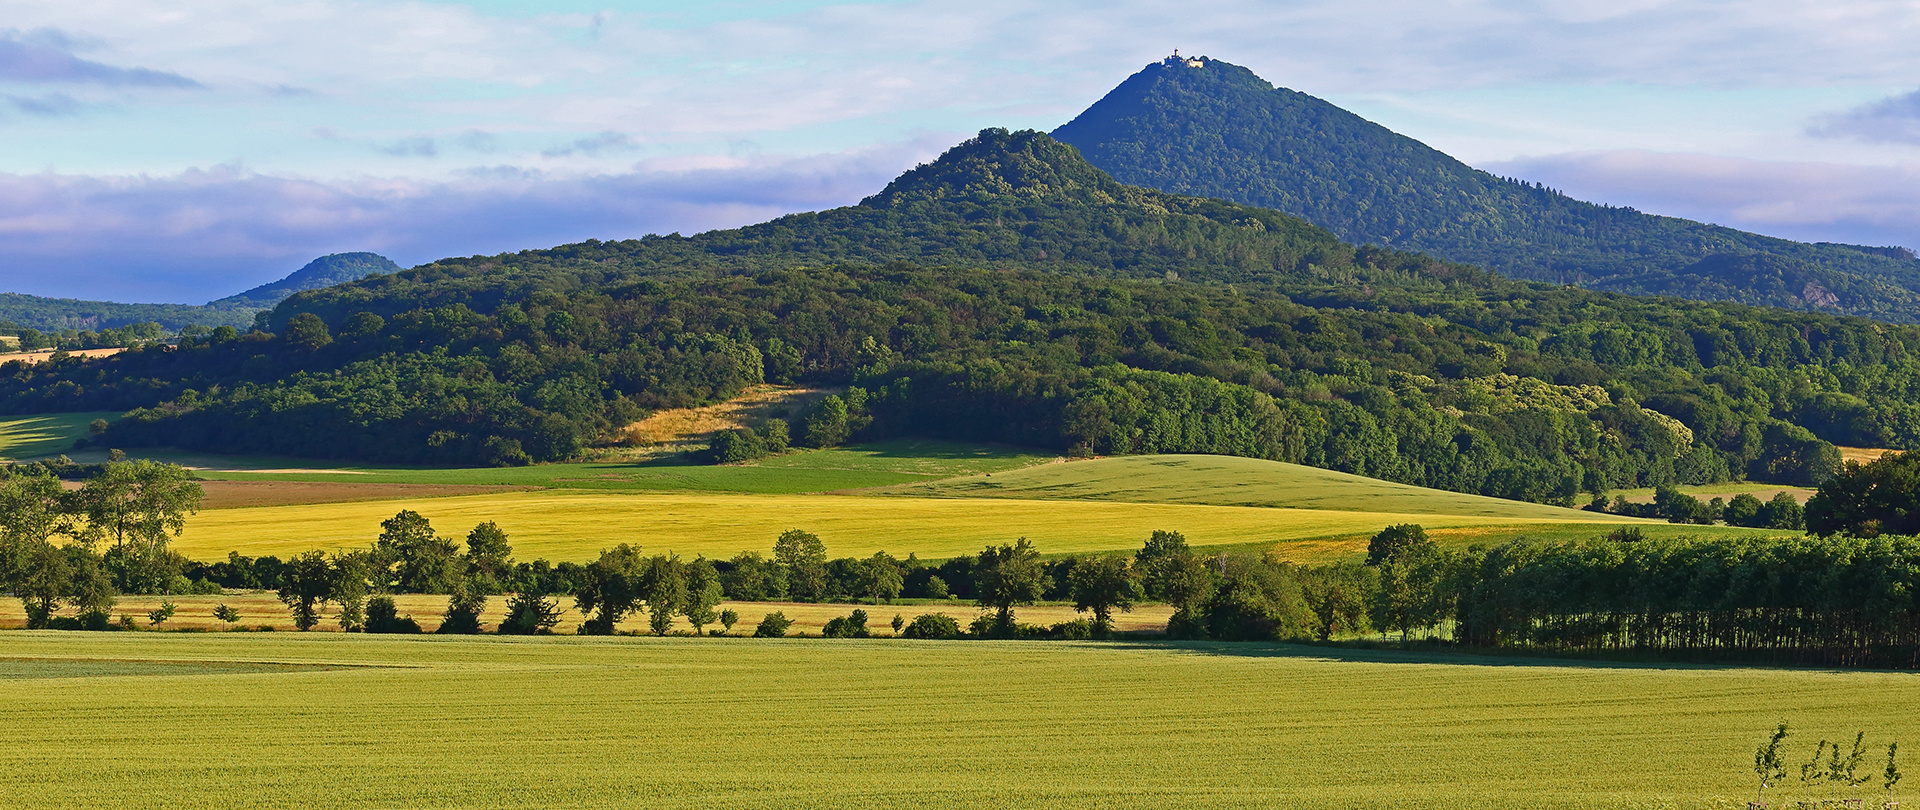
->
[4, 631, 1916, 809]
[0, 411, 117, 459]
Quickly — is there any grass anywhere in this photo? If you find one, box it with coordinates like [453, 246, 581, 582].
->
[3, 631, 1917, 808]
[171, 489, 1658, 563]
[0, 411, 118, 460]
[890, 453, 1640, 520]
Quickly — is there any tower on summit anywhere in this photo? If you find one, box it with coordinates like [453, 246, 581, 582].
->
[1163, 50, 1204, 68]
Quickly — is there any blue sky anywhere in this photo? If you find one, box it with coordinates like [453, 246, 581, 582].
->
[3, 0, 1919, 302]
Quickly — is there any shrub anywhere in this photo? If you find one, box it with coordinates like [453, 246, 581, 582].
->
[901, 613, 962, 639]
[365, 596, 422, 634]
[924, 575, 950, 600]
[1049, 619, 1094, 640]
[822, 609, 870, 638]
[498, 591, 562, 635]
[752, 611, 793, 638]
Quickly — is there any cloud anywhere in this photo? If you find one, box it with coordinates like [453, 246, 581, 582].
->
[541, 132, 634, 158]
[1811, 89, 1920, 143]
[1485, 150, 1920, 250]
[375, 137, 438, 158]
[0, 28, 198, 87]
[0, 134, 953, 303]
[5, 91, 80, 115]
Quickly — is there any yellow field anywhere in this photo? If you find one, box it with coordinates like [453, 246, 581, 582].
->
[6, 632, 1919, 808]
[174, 490, 1645, 562]
[0, 592, 1175, 635]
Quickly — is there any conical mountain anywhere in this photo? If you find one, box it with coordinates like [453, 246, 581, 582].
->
[1054, 56, 1920, 321]
[210, 252, 400, 308]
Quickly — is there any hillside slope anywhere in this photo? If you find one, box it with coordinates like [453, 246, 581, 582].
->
[892, 454, 1641, 520]
[210, 252, 400, 310]
[1054, 56, 1920, 321]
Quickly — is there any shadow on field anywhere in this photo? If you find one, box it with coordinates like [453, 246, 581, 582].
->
[1103, 639, 1864, 674]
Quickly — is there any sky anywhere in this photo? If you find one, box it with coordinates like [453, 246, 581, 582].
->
[3, 0, 1919, 303]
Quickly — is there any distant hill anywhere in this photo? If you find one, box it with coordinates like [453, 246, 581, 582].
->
[0, 252, 399, 333]
[1053, 56, 1920, 321]
[209, 252, 400, 310]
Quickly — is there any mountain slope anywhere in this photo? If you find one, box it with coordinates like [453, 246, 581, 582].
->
[1053, 56, 1920, 321]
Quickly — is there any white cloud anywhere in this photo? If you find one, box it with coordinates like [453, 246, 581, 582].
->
[0, 133, 954, 303]
[1811, 89, 1920, 144]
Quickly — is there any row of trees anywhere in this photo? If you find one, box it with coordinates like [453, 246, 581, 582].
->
[0, 460, 205, 628]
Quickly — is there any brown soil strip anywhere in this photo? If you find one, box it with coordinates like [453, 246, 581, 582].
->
[196, 480, 541, 509]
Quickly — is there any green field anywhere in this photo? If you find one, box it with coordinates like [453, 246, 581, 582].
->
[0, 412, 117, 460]
[3, 632, 1915, 809]
[95, 439, 1057, 495]
[894, 454, 1632, 519]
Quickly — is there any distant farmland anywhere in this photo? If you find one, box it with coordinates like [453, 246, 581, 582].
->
[4, 632, 1914, 809]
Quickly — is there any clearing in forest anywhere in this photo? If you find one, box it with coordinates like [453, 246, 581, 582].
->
[0, 412, 119, 460]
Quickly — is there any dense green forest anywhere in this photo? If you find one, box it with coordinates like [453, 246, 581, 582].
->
[0, 252, 398, 333]
[1053, 56, 1920, 321]
[6, 130, 1920, 502]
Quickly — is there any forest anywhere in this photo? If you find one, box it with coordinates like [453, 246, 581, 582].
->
[1053, 56, 1920, 321]
[1, 131, 1918, 504]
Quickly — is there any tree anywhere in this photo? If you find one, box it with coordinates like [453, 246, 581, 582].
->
[1136, 531, 1215, 635]
[822, 608, 870, 638]
[891, 613, 904, 634]
[801, 396, 850, 447]
[640, 554, 687, 636]
[857, 551, 904, 604]
[278, 550, 332, 631]
[147, 600, 176, 627]
[1066, 555, 1142, 637]
[773, 529, 828, 602]
[924, 575, 950, 600]
[76, 460, 202, 594]
[576, 544, 647, 634]
[1725, 492, 1766, 527]
[499, 590, 562, 635]
[1366, 524, 1431, 566]
[376, 510, 459, 594]
[437, 581, 486, 634]
[1886, 742, 1902, 808]
[1299, 562, 1376, 641]
[719, 609, 739, 634]
[331, 551, 370, 631]
[1755, 722, 1789, 807]
[284, 312, 332, 351]
[1134, 530, 1190, 599]
[974, 538, 1049, 635]
[14, 539, 71, 628]
[720, 551, 787, 601]
[1808, 452, 1920, 536]
[212, 603, 240, 629]
[1370, 539, 1444, 641]
[464, 521, 513, 592]
[902, 613, 962, 639]
[1763, 491, 1806, 530]
[683, 557, 724, 635]
[752, 611, 793, 638]
[365, 595, 422, 634]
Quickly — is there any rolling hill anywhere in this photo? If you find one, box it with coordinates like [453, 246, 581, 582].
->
[1053, 55, 1920, 321]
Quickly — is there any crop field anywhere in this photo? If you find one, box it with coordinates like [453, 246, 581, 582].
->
[171, 489, 1648, 563]
[0, 411, 118, 459]
[3, 632, 1917, 809]
[892, 453, 1643, 519]
[0, 593, 1177, 634]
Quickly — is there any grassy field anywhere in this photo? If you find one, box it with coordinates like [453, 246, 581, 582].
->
[172, 489, 1656, 563]
[94, 439, 1057, 495]
[4, 631, 1917, 808]
[891, 453, 1639, 519]
[0, 411, 118, 459]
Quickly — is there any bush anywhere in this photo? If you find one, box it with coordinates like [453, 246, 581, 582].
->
[1049, 618, 1094, 640]
[822, 609, 871, 638]
[923, 575, 950, 600]
[365, 596, 422, 634]
[901, 613, 962, 639]
[752, 611, 793, 638]
[498, 591, 562, 635]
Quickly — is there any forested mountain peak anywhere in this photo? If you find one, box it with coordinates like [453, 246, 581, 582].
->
[861, 128, 1125, 207]
[211, 252, 400, 309]
[1053, 57, 1920, 322]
